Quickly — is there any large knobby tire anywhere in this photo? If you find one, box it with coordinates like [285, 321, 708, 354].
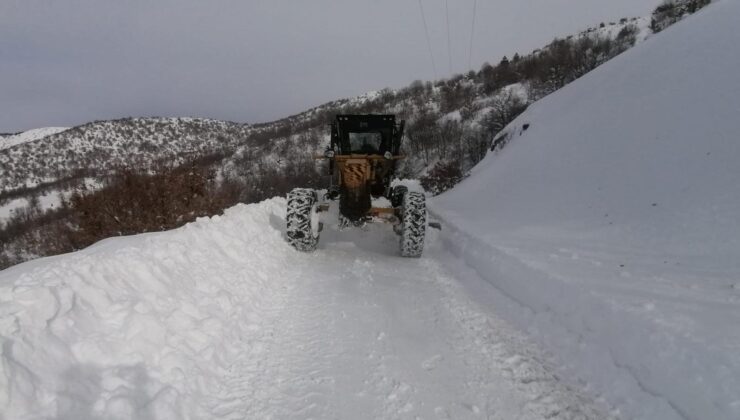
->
[286, 188, 320, 252]
[400, 192, 426, 258]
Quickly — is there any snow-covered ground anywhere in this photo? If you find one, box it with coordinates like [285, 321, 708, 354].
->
[0, 191, 62, 227]
[0, 178, 101, 227]
[0, 198, 28, 224]
[0, 127, 68, 151]
[1, 2, 737, 419]
[434, 1, 740, 419]
[0, 199, 612, 419]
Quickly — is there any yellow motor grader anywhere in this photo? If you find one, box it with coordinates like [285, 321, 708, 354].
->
[286, 114, 426, 257]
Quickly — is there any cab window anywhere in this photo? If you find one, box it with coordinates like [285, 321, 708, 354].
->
[348, 132, 382, 154]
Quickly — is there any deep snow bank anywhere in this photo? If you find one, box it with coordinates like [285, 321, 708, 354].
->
[0, 200, 289, 419]
[433, 1, 740, 419]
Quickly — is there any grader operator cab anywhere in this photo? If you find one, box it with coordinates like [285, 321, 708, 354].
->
[286, 114, 426, 257]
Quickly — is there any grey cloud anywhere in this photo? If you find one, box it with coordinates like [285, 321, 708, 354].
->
[0, 0, 660, 132]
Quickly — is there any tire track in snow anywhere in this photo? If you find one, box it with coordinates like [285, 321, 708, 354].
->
[203, 270, 338, 419]
[419, 255, 614, 419]
[201, 210, 614, 419]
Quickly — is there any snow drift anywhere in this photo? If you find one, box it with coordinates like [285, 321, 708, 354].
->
[433, 1, 740, 419]
[0, 201, 289, 419]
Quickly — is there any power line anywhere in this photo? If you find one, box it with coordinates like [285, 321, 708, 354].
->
[445, 0, 452, 74]
[468, 0, 477, 71]
[417, 0, 437, 79]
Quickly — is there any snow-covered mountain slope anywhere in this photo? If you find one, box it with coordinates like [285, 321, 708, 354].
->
[0, 127, 69, 151]
[433, 1, 740, 419]
[0, 118, 249, 193]
[1, 15, 651, 200]
[0, 199, 612, 419]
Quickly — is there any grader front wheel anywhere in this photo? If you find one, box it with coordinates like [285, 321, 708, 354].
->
[399, 192, 426, 258]
[286, 188, 320, 252]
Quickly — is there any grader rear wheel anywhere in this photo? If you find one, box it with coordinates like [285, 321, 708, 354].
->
[286, 188, 320, 252]
[399, 192, 426, 258]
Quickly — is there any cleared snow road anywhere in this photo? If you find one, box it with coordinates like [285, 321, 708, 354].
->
[0, 198, 610, 419]
[203, 210, 609, 419]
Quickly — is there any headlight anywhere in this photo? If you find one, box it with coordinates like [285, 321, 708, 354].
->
[384, 151, 393, 160]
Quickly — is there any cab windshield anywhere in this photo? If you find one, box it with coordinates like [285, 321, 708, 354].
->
[348, 132, 383, 154]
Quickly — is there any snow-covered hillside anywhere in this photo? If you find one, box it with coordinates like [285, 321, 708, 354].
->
[434, 1, 740, 419]
[0, 127, 68, 151]
[0, 118, 249, 193]
[1, 15, 651, 200]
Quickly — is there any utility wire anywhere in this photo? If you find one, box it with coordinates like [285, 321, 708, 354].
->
[468, 0, 478, 71]
[418, 0, 438, 79]
[445, 0, 452, 74]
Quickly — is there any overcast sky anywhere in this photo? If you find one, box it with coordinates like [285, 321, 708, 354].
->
[0, 0, 661, 133]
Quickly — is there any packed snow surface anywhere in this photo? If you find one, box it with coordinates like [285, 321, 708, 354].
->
[434, 2, 740, 419]
[0, 127, 68, 151]
[0, 199, 612, 419]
